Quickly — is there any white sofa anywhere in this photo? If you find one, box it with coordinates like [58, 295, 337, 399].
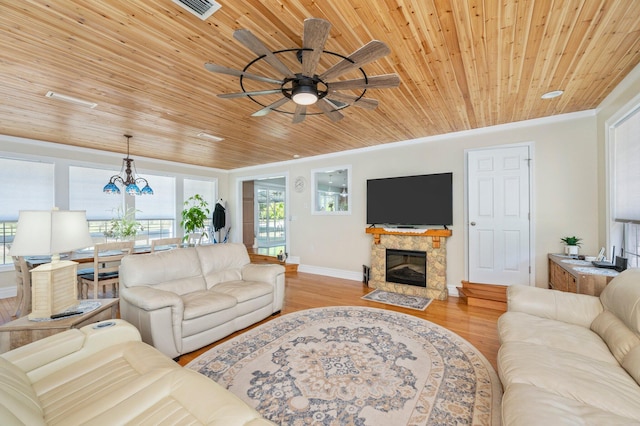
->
[498, 268, 640, 425]
[119, 243, 285, 359]
[0, 320, 274, 425]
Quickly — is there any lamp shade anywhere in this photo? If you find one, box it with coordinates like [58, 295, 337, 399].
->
[9, 210, 94, 257]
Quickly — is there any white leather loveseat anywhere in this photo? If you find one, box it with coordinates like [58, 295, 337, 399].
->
[119, 243, 285, 359]
[498, 268, 640, 424]
[0, 320, 274, 425]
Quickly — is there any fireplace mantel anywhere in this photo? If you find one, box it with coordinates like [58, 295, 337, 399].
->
[365, 228, 452, 248]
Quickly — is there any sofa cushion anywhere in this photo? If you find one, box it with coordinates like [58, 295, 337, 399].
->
[599, 268, 640, 334]
[196, 244, 251, 287]
[591, 310, 640, 364]
[77, 369, 272, 425]
[498, 341, 640, 421]
[502, 383, 640, 425]
[32, 341, 179, 425]
[0, 357, 44, 425]
[121, 248, 206, 295]
[182, 290, 237, 320]
[213, 280, 274, 303]
[498, 311, 616, 363]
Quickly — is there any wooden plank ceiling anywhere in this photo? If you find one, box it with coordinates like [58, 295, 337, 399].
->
[1, 0, 639, 170]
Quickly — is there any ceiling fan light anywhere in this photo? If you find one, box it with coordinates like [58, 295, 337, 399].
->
[292, 85, 318, 105]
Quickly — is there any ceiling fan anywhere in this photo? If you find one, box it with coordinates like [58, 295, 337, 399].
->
[205, 18, 400, 123]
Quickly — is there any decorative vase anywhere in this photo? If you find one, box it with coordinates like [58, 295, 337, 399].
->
[565, 245, 579, 256]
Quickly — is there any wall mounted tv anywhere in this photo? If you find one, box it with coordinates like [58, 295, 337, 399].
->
[366, 172, 453, 227]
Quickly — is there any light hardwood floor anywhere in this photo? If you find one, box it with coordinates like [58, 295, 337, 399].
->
[0, 272, 503, 371]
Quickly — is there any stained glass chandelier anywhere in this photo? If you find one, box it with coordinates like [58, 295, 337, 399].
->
[103, 135, 153, 196]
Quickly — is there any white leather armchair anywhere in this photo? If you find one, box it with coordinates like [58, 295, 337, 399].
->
[0, 319, 274, 425]
[119, 243, 285, 359]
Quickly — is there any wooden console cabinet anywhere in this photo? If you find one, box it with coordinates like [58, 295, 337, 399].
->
[548, 254, 618, 296]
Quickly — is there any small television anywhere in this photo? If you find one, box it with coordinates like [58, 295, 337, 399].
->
[366, 172, 453, 227]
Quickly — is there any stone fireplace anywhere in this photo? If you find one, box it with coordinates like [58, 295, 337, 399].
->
[366, 228, 451, 300]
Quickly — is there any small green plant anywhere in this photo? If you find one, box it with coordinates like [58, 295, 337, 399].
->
[181, 194, 210, 242]
[104, 206, 143, 240]
[560, 236, 582, 246]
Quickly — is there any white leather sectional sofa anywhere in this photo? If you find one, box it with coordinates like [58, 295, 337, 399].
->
[498, 268, 640, 424]
[0, 320, 274, 425]
[119, 243, 285, 359]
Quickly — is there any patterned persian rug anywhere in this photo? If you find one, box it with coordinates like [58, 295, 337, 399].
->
[361, 289, 432, 311]
[187, 307, 502, 425]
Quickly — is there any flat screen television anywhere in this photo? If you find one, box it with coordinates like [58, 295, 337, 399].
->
[366, 172, 453, 227]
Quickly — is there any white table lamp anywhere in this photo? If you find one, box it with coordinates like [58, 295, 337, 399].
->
[10, 210, 94, 319]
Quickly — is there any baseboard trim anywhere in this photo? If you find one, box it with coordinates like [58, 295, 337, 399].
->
[297, 264, 361, 281]
[448, 285, 461, 297]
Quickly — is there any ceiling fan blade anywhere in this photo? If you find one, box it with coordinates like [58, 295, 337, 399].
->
[326, 92, 379, 110]
[315, 98, 344, 122]
[204, 63, 282, 85]
[319, 40, 391, 81]
[302, 18, 331, 77]
[233, 29, 295, 78]
[292, 104, 307, 123]
[328, 74, 400, 90]
[218, 89, 282, 99]
[251, 97, 291, 117]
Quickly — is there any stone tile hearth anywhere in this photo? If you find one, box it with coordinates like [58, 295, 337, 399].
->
[367, 231, 449, 300]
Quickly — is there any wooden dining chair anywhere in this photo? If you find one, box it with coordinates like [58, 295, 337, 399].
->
[78, 241, 134, 300]
[12, 256, 31, 318]
[150, 237, 182, 252]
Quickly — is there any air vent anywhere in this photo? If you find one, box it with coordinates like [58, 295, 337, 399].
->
[172, 0, 221, 20]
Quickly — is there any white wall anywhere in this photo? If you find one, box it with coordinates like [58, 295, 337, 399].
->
[228, 111, 599, 289]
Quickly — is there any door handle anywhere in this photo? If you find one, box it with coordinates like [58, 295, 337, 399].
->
[470, 222, 476, 226]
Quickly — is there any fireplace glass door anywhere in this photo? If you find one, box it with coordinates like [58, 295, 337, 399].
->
[385, 249, 427, 287]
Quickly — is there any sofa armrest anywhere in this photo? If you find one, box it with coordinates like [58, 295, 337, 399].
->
[120, 286, 184, 312]
[507, 285, 603, 327]
[1, 320, 141, 381]
[242, 263, 286, 311]
[242, 263, 285, 284]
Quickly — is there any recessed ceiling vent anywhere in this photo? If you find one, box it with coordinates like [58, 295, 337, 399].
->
[172, 0, 221, 20]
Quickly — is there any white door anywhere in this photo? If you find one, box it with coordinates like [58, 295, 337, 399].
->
[467, 145, 531, 285]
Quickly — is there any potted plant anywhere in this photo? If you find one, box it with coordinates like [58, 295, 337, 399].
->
[561, 236, 582, 256]
[181, 194, 210, 245]
[104, 206, 143, 241]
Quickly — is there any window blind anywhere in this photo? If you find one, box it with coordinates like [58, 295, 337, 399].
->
[0, 158, 55, 221]
[69, 166, 123, 220]
[136, 174, 176, 220]
[184, 178, 216, 210]
[614, 107, 640, 222]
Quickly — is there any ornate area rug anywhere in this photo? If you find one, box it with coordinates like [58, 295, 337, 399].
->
[361, 289, 432, 311]
[187, 307, 502, 425]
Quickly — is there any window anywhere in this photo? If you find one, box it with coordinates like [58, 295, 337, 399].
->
[255, 178, 285, 250]
[184, 178, 217, 243]
[136, 174, 176, 243]
[0, 158, 55, 265]
[70, 167, 176, 245]
[184, 178, 216, 208]
[311, 165, 351, 215]
[611, 105, 640, 267]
